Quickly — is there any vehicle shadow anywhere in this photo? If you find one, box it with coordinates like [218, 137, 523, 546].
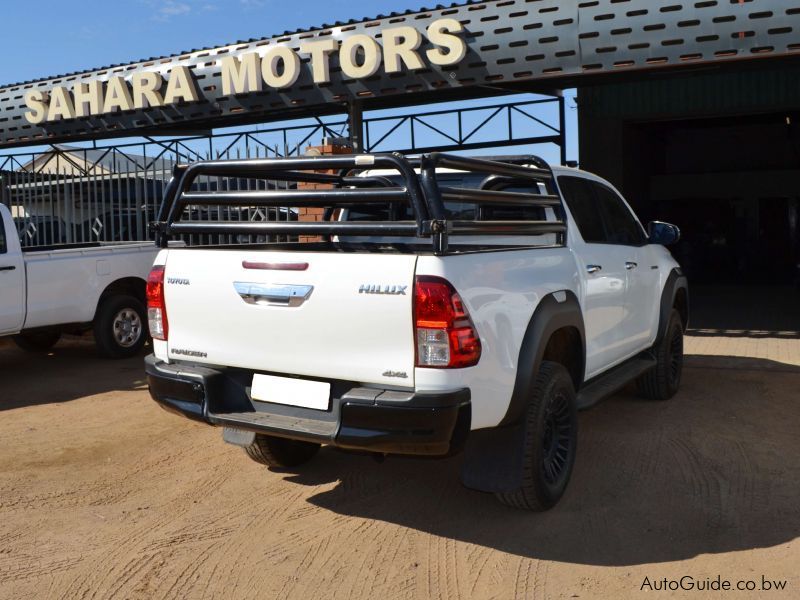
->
[0, 337, 147, 411]
[283, 355, 800, 566]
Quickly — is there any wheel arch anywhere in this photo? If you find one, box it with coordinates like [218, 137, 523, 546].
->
[94, 277, 147, 319]
[498, 290, 586, 427]
[462, 290, 585, 494]
[656, 268, 689, 341]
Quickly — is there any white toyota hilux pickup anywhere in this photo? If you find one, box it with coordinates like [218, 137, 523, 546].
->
[144, 153, 688, 510]
[0, 203, 159, 358]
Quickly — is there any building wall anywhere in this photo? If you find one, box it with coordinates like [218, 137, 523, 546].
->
[578, 63, 800, 196]
[577, 63, 800, 284]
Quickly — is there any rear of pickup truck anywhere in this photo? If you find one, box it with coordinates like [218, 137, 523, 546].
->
[146, 246, 481, 456]
[145, 152, 584, 511]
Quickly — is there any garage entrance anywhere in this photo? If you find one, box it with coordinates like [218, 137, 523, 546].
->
[579, 66, 800, 333]
[635, 113, 800, 286]
[580, 67, 800, 289]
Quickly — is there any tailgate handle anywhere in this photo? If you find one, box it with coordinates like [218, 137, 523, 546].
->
[234, 282, 314, 307]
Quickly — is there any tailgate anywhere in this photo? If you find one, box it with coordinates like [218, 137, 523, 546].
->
[162, 249, 418, 387]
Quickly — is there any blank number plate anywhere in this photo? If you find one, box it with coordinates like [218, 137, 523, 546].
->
[250, 374, 331, 411]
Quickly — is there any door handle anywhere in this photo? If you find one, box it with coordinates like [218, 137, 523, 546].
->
[586, 265, 602, 274]
[233, 282, 314, 307]
[0, 265, 16, 272]
[625, 262, 638, 270]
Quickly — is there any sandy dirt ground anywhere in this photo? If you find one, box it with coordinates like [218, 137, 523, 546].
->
[0, 335, 798, 599]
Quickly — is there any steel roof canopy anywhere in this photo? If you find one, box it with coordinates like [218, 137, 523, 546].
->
[0, 0, 798, 148]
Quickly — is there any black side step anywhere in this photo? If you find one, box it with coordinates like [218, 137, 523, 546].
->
[576, 356, 656, 410]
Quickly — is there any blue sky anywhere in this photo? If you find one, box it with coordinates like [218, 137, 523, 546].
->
[0, 0, 578, 163]
[0, 1, 433, 85]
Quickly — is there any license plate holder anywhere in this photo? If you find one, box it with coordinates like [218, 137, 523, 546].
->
[250, 374, 331, 411]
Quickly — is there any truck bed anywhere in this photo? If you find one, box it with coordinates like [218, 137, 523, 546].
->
[22, 241, 159, 330]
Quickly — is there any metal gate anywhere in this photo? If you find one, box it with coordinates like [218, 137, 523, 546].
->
[0, 95, 565, 248]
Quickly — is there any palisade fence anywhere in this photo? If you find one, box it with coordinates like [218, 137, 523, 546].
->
[0, 96, 565, 249]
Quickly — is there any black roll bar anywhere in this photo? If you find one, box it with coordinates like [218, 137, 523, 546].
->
[152, 152, 567, 254]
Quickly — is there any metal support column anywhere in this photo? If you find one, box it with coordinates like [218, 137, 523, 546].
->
[558, 95, 567, 167]
[347, 101, 364, 153]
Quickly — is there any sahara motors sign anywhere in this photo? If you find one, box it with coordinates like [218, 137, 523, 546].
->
[23, 18, 466, 125]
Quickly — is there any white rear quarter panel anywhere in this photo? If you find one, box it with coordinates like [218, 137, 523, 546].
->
[415, 247, 579, 429]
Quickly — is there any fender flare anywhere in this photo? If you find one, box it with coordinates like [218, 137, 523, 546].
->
[498, 290, 585, 427]
[655, 268, 689, 342]
[461, 290, 585, 494]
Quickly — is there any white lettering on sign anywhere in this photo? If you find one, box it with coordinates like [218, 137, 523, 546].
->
[131, 72, 164, 109]
[47, 86, 76, 121]
[426, 18, 467, 65]
[24, 18, 467, 124]
[24, 90, 48, 125]
[221, 52, 262, 95]
[298, 39, 338, 84]
[261, 45, 301, 89]
[163, 66, 200, 104]
[103, 77, 134, 113]
[73, 81, 103, 117]
[382, 26, 425, 73]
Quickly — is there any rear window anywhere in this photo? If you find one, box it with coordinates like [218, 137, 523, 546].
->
[346, 173, 547, 222]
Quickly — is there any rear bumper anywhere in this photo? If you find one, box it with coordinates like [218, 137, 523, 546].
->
[145, 355, 470, 456]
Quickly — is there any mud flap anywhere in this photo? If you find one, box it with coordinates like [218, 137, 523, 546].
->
[460, 423, 525, 493]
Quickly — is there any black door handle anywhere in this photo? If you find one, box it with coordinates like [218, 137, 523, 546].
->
[0, 265, 16, 271]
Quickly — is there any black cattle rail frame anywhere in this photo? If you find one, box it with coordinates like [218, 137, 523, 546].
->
[151, 153, 567, 255]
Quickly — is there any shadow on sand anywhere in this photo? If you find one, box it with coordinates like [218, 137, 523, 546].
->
[0, 337, 147, 410]
[281, 355, 800, 566]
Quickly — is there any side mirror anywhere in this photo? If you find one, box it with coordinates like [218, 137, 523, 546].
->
[648, 221, 681, 246]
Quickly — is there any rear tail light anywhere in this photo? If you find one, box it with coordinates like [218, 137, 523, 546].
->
[146, 265, 168, 341]
[414, 276, 481, 368]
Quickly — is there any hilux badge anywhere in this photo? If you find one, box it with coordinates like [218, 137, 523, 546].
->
[359, 284, 407, 295]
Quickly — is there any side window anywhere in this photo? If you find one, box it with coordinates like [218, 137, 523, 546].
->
[558, 176, 605, 243]
[591, 184, 646, 245]
[0, 210, 7, 254]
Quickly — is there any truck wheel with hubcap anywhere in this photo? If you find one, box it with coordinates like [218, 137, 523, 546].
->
[495, 361, 578, 511]
[637, 309, 683, 401]
[12, 330, 61, 353]
[94, 294, 147, 359]
[244, 434, 320, 468]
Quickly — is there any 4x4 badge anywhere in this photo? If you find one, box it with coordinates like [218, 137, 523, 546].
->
[382, 370, 408, 378]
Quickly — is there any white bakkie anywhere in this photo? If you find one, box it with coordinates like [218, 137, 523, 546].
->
[0, 203, 159, 358]
[145, 154, 689, 511]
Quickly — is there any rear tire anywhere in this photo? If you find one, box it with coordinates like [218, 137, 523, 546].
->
[93, 294, 147, 359]
[12, 330, 61, 353]
[637, 309, 684, 401]
[244, 434, 320, 468]
[495, 361, 578, 511]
